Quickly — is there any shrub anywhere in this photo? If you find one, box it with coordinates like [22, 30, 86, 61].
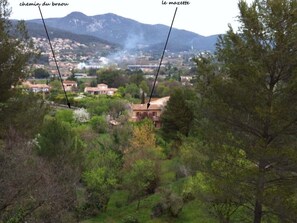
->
[90, 115, 108, 133]
[73, 108, 90, 123]
[121, 215, 139, 223]
[151, 189, 184, 218]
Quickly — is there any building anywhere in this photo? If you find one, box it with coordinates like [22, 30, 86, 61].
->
[180, 76, 193, 86]
[84, 83, 117, 96]
[63, 80, 77, 91]
[74, 73, 88, 78]
[127, 64, 165, 72]
[131, 96, 170, 128]
[22, 81, 50, 93]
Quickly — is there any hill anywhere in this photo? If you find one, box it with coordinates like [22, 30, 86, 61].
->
[28, 12, 219, 52]
[11, 20, 118, 47]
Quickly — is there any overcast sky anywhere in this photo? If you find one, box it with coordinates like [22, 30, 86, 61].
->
[9, 0, 253, 36]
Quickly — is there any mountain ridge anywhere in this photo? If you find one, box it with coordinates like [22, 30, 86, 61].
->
[27, 12, 219, 52]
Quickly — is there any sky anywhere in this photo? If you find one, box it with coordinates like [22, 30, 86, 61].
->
[9, 0, 253, 36]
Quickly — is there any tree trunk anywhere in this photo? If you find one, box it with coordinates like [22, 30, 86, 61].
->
[253, 161, 265, 223]
[253, 198, 263, 223]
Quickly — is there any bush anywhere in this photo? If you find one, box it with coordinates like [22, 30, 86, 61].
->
[151, 189, 184, 218]
[73, 108, 90, 123]
[168, 192, 183, 217]
[151, 202, 164, 218]
[90, 115, 108, 133]
[121, 215, 139, 223]
[55, 109, 74, 123]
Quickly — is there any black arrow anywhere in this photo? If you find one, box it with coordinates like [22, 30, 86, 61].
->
[147, 7, 178, 109]
[38, 6, 71, 108]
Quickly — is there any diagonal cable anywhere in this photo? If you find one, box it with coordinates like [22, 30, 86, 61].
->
[147, 7, 178, 109]
[38, 6, 71, 108]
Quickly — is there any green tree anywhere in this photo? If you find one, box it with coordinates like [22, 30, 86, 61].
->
[49, 79, 62, 94]
[123, 120, 160, 204]
[55, 109, 74, 123]
[139, 80, 149, 94]
[37, 117, 82, 161]
[156, 80, 181, 97]
[125, 83, 140, 98]
[124, 119, 156, 162]
[90, 115, 109, 133]
[32, 68, 50, 79]
[181, 137, 252, 223]
[82, 167, 118, 212]
[129, 71, 145, 86]
[192, 0, 297, 222]
[82, 146, 121, 215]
[123, 159, 156, 210]
[156, 82, 170, 97]
[161, 88, 197, 141]
[97, 68, 128, 88]
[0, 0, 35, 102]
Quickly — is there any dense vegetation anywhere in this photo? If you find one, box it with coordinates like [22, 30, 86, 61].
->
[2, 0, 297, 222]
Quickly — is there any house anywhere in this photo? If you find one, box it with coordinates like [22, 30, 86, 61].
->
[63, 80, 77, 91]
[22, 81, 50, 93]
[180, 76, 193, 86]
[131, 96, 170, 128]
[84, 83, 117, 96]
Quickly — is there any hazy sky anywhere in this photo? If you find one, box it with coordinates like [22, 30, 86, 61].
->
[9, 0, 253, 36]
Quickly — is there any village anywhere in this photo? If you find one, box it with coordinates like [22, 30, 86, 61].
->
[21, 36, 197, 127]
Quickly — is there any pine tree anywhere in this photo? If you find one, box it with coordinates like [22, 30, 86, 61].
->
[0, 0, 34, 102]
[192, 0, 297, 222]
[161, 88, 196, 141]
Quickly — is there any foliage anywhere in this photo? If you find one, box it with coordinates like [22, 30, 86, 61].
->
[97, 68, 128, 88]
[129, 71, 145, 86]
[191, 0, 297, 222]
[155, 80, 181, 98]
[152, 189, 184, 218]
[79, 96, 129, 119]
[0, 92, 48, 140]
[36, 117, 82, 160]
[121, 215, 140, 223]
[82, 167, 118, 209]
[1, 111, 81, 222]
[112, 122, 133, 151]
[0, 140, 80, 222]
[55, 109, 74, 123]
[139, 80, 149, 94]
[156, 83, 170, 98]
[123, 119, 157, 168]
[0, 0, 35, 102]
[108, 98, 129, 119]
[32, 67, 50, 79]
[0, 2, 81, 221]
[161, 88, 197, 141]
[81, 141, 122, 217]
[73, 108, 90, 123]
[122, 120, 161, 209]
[48, 79, 62, 100]
[90, 115, 108, 133]
[124, 159, 157, 209]
[129, 119, 156, 151]
[124, 83, 140, 98]
[85, 148, 121, 171]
